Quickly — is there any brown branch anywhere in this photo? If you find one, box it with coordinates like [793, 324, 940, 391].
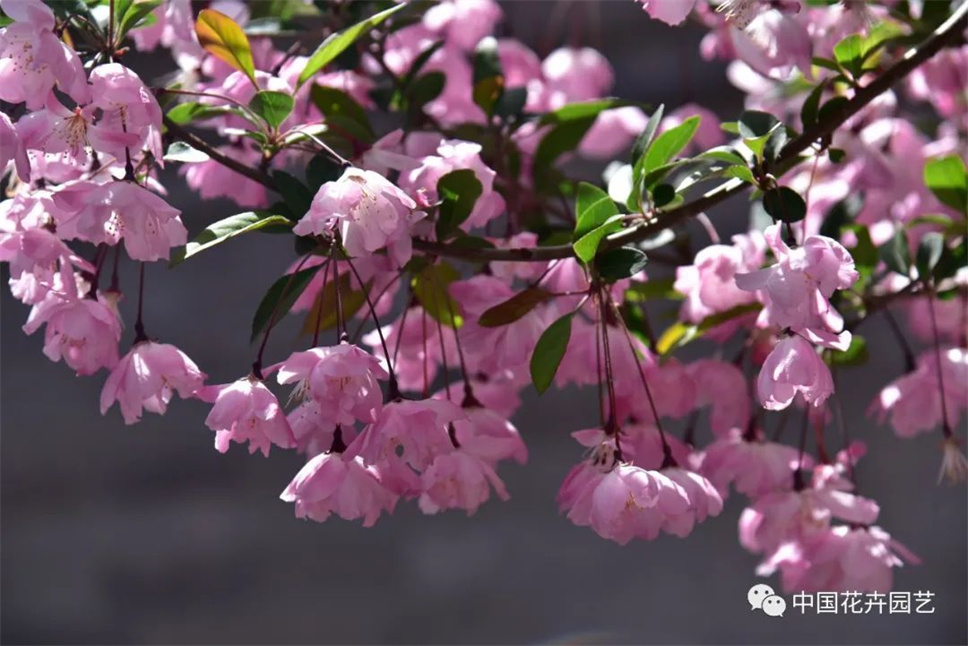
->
[413, 2, 968, 263]
[162, 116, 278, 191]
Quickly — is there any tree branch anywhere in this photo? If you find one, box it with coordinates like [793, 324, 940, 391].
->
[162, 116, 279, 191]
[413, 2, 968, 263]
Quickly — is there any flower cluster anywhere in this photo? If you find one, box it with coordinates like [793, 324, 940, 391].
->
[2, 0, 966, 599]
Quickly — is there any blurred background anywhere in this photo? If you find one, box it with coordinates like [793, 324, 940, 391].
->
[2, 1, 966, 644]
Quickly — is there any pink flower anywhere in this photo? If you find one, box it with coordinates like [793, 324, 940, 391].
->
[400, 139, 505, 230]
[675, 231, 764, 337]
[450, 275, 551, 376]
[700, 428, 799, 499]
[362, 305, 459, 393]
[636, 0, 698, 26]
[351, 399, 464, 471]
[418, 449, 509, 515]
[686, 359, 751, 435]
[757, 335, 834, 410]
[294, 167, 426, 267]
[760, 525, 920, 593]
[565, 463, 692, 544]
[0, 111, 29, 181]
[541, 47, 614, 107]
[86, 63, 163, 162]
[906, 44, 968, 129]
[23, 271, 121, 375]
[871, 347, 968, 438]
[422, 0, 503, 51]
[660, 468, 724, 537]
[280, 450, 397, 527]
[732, 9, 813, 80]
[53, 181, 187, 262]
[201, 375, 296, 456]
[736, 223, 857, 349]
[276, 342, 389, 426]
[183, 146, 268, 209]
[497, 38, 543, 89]
[579, 107, 648, 159]
[100, 341, 205, 425]
[0, 0, 89, 108]
[450, 401, 528, 466]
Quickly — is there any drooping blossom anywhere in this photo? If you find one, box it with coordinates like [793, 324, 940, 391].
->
[758, 525, 920, 593]
[200, 375, 296, 456]
[0, 111, 29, 181]
[736, 223, 858, 350]
[731, 8, 813, 80]
[294, 167, 426, 267]
[418, 449, 510, 515]
[757, 335, 834, 410]
[871, 347, 968, 437]
[53, 180, 188, 262]
[281, 449, 398, 527]
[675, 231, 765, 339]
[540, 47, 614, 108]
[276, 342, 389, 426]
[22, 267, 121, 375]
[351, 399, 464, 471]
[0, 0, 89, 108]
[699, 427, 800, 498]
[635, 0, 698, 27]
[449, 396, 528, 466]
[579, 107, 648, 159]
[86, 63, 164, 163]
[685, 360, 751, 435]
[100, 341, 205, 424]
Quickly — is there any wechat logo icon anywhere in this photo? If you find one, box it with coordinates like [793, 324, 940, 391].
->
[748, 584, 786, 618]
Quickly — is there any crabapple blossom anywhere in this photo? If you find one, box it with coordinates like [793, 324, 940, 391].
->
[281, 449, 398, 527]
[201, 375, 296, 456]
[0, 111, 29, 181]
[699, 427, 801, 499]
[295, 167, 426, 267]
[100, 341, 205, 425]
[757, 335, 835, 410]
[276, 342, 389, 427]
[351, 398, 464, 471]
[418, 449, 510, 515]
[736, 223, 858, 350]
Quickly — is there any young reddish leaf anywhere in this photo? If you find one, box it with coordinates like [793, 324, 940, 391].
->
[195, 9, 257, 86]
[479, 288, 552, 327]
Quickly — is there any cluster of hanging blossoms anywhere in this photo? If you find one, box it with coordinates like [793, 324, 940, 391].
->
[2, 0, 966, 594]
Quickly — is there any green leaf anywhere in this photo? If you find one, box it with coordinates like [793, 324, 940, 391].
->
[924, 155, 968, 214]
[411, 263, 464, 328]
[166, 101, 239, 125]
[800, 82, 827, 128]
[915, 231, 945, 281]
[195, 9, 257, 86]
[595, 246, 648, 282]
[116, 0, 163, 40]
[435, 169, 483, 239]
[171, 211, 292, 266]
[573, 182, 620, 240]
[651, 183, 676, 208]
[625, 277, 683, 302]
[880, 228, 911, 276]
[533, 118, 596, 175]
[643, 116, 700, 177]
[472, 37, 504, 115]
[818, 96, 849, 125]
[763, 126, 789, 163]
[163, 141, 210, 163]
[656, 302, 761, 355]
[272, 171, 315, 217]
[407, 71, 446, 114]
[833, 34, 865, 77]
[530, 313, 573, 394]
[763, 187, 807, 223]
[574, 214, 625, 264]
[738, 110, 781, 139]
[811, 56, 842, 73]
[479, 288, 552, 327]
[829, 335, 869, 366]
[695, 146, 748, 165]
[248, 90, 294, 129]
[538, 98, 628, 126]
[722, 165, 757, 184]
[250, 265, 320, 342]
[297, 3, 406, 88]
[310, 84, 375, 143]
[300, 272, 369, 336]
[631, 105, 664, 167]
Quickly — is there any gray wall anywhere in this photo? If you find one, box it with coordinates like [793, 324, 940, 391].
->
[2, 2, 965, 644]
